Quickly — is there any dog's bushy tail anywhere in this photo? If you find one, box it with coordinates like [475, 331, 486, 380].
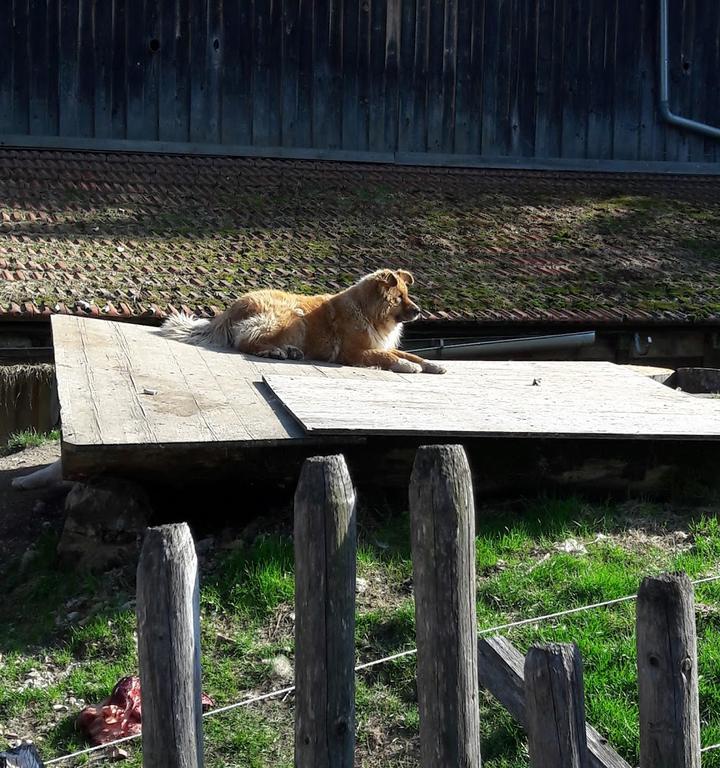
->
[157, 313, 235, 348]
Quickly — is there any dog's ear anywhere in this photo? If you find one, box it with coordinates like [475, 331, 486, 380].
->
[396, 270, 414, 286]
[376, 269, 398, 287]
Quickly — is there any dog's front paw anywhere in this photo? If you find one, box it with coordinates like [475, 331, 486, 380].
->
[255, 347, 287, 360]
[284, 345, 305, 360]
[391, 359, 423, 374]
[422, 361, 446, 374]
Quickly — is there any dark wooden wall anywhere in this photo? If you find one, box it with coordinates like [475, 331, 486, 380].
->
[1, 0, 719, 167]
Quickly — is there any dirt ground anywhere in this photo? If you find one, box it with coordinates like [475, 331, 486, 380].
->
[0, 443, 67, 567]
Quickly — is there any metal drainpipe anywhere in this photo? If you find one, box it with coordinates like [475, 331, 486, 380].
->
[659, 0, 720, 140]
[407, 331, 596, 359]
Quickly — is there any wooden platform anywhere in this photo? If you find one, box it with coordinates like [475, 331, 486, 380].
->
[265, 362, 720, 439]
[52, 315, 720, 482]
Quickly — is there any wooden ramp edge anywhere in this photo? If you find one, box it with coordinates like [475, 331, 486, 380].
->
[264, 361, 720, 440]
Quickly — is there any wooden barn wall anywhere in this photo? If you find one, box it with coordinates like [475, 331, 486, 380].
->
[1, 0, 719, 166]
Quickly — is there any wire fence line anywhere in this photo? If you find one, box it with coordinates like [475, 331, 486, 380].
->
[43, 571, 720, 765]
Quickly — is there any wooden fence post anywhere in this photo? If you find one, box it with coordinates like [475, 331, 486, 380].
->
[410, 444, 482, 767]
[525, 643, 589, 768]
[636, 572, 700, 768]
[478, 636, 630, 768]
[294, 455, 357, 768]
[136, 523, 204, 768]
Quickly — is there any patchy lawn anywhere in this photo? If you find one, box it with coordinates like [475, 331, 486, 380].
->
[1, 490, 720, 767]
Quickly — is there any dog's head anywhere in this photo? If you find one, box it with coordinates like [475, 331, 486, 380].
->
[363, 269, 421, 323]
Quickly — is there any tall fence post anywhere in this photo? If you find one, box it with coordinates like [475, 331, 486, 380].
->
[294, 455, 357, 768]
[636, 572, 700, 768]
[136, 523, 204, 768]
[410, 444, 482, 767]
[525, 643, 589, 768]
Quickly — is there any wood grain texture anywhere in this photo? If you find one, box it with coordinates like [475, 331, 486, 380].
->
[410, 445, 481, 767]
[6, 0, 720, 163]
[265, 361, 720, 439]
[478, 637, 629, 768]
[636, 573, 700, 768]
[525, 643, 589, 768]
[136, 523, 204, 768]
[294, 455, 356, 768]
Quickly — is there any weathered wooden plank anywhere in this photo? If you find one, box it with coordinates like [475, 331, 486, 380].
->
[515, 0, 537, 156]
[397, 0, 417, 151]
[709, 4, 720, 163]
[265, 363, 720, 439]
[58, 0, 80, 136]
[28, 0, 50, 135]
[383, 0, 401, 154]
[533, 0, 562, 158]
[451, 0, 473, 153]
[586, 0, 615, 160]
[440, 0, 458, 154]
[125, 0, 146, 140]
[189, 0, 209, 142]
[525, 643, 589, 768]
[478, 637, 630, 768]
[410, 445, 481, 767]
[11, 0, 30, 134]
[294, 0, 314, 148]
[294, 455, 356, 768]
[612, 0, 642, 160]
[52, 315, 310, 447]
[368, 0, 388, 151]
[252, 0, 272, 146]
[227, 0, 254, 145]
[266, 0, 283, 146]
[137, 524, 205, 768]
[0, 0, 13, 133]
[680, 1, 706, 163]
[560, 0, 587, 159]
[110, 0, 127, 138]
[311, 0, 332, 149]
[425, 0, 445, 152]
[636, 573, 700, 768]
[281, 0, 301, 146]
[76, 0, 95, 136]
[480, 0, 501, 155]
[92, 0, 113, 138]
[407, 0, 428, 152]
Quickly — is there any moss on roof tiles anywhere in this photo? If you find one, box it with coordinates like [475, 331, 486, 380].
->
[0, 150, 719, 322]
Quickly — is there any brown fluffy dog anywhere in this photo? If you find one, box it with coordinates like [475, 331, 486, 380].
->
[159, 269, 445, 374]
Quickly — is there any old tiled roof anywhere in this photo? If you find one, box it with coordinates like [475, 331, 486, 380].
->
[0, 149, 719, 325]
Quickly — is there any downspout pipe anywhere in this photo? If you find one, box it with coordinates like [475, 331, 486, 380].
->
[659, 0, 720, 140]
[407, 331, 596, 360]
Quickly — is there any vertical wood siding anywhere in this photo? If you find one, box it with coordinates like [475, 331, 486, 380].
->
[1, 0, 718, 164]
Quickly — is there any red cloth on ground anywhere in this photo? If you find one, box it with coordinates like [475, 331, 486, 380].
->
[76, 675, 214, 746]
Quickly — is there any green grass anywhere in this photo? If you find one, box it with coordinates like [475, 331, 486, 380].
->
[1, 498, 720, 766]
[5, 428, 60, 454]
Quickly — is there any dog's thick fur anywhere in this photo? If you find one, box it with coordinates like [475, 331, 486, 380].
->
[158, 269, 445, 374]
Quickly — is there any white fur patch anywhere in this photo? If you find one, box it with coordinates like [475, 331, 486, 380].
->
[390, 358, 421, 374]
[368, 322, 403, 351]
[231, 313, 280, 350]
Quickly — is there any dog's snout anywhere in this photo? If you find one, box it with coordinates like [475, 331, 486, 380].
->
[403, 303, 421, 321]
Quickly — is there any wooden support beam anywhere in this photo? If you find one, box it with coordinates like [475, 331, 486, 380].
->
[478, 636, 630, 768]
